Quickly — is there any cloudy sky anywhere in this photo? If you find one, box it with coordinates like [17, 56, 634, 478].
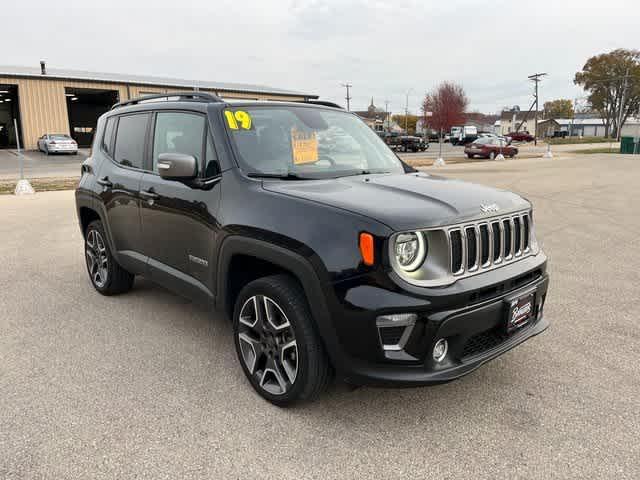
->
[4, 0, 638, 115]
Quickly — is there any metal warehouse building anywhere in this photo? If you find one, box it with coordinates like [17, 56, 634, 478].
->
[0, 62, 318, 150]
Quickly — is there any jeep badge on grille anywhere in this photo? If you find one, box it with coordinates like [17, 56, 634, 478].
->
[480, 203, 500, 213]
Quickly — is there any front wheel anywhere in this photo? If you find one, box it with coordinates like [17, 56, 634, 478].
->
[489, 151, 496, 160]
[467, 153, 474, 159]
[233, 275, 332, 406]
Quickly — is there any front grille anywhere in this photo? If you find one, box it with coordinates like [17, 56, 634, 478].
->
[503, 219, 512, 258]
[449, 212, 532, 278]
[479, 224, 490, 266]
[461, 327, 510, 358]
[465, 227, 477, 270]
[450, 230, 463, 273]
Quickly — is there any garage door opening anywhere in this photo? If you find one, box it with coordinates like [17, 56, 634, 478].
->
[65, 88, 119, 147]
[0, 84, 22, 149]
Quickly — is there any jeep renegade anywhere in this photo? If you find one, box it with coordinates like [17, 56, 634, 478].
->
[76, 92, 549, 406]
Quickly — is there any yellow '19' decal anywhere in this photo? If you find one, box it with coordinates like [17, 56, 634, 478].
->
[225, 110, 252, 130]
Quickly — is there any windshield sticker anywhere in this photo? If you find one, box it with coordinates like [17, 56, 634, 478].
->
[291, 128, 318, 164]
[225, 110, 252, 130]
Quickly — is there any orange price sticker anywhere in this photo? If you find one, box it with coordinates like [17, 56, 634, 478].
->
[291, 128, 318, 165]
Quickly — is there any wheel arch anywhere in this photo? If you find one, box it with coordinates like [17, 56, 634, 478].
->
[78, 206, 101, 237]
[216, 235, 344, 366]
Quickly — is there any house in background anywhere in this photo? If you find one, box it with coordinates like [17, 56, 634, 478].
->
[353, 98, 389, 133]
[355, 98, 403, 133]
[498, 109, 543, 135]
[536, 118, 562, 137]
[465, 112, 499, 133]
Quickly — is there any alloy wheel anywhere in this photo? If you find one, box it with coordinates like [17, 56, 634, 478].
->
[237, 295, 298, 396]
[85, 229, 109, 288]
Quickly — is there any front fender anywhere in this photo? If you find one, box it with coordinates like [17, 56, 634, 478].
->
[215, 235, 348, 369]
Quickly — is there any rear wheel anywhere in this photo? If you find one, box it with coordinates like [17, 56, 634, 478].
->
[84, 220, 134, 295]
[233, 275, 332, 406]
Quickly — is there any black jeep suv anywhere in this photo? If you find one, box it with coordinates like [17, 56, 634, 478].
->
[76, 92, 549, 406]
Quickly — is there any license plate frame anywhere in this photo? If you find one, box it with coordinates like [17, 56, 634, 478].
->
[504, 292, 535, 333]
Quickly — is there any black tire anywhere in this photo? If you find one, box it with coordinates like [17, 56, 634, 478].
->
[233, 274, 332, 407]
[467, 153, 474, 159]
[84, 220, 134, 295]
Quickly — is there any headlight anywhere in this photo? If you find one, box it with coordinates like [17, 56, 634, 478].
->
[394, 232, 427, 271]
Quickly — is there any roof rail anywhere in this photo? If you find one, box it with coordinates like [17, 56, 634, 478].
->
[111, 91, 223, 110]
[304, 100, 344, 109]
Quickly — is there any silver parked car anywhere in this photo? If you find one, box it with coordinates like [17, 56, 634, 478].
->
[37, 134, 78, 155]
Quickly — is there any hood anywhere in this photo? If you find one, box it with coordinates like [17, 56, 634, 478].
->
[262, 172, 530, 231]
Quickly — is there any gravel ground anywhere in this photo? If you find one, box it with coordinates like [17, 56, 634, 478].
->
[0, 153, 638, 479]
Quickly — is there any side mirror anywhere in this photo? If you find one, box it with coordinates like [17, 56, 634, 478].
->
[157, 153, 197, 180]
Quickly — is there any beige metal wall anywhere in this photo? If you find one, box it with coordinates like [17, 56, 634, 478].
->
[0, 75, 307, 149]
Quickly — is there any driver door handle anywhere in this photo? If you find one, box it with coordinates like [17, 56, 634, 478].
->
[97, 176, 113, 188]
[140, 188, 159, 200]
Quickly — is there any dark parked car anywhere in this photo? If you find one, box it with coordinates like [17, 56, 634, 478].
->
[397, 135, 427, 152]
[506, 131, 535, 142]
[76, 92, 549, 406]
[465, 137, 518, 159]
[381, 133, 426, 152]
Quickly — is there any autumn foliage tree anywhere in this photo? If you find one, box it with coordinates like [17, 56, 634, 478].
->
[543, 99, 574, 119]
[422, 82, 468, 140]
[574, 49, 640, 137]
[391, 114, 418, 134]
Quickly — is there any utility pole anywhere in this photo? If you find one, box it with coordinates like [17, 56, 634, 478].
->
[617, 68, 630, 142]
[404, 88, 413, 134]
[341, 83, 352, 111]
[384, 100, 390, 132]
[528, 73, 547, 146]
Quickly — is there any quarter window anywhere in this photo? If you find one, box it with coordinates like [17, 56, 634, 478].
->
[101, 117, 116, 156]
[114, 114, 149, 169]
[152, 112, 205, 174]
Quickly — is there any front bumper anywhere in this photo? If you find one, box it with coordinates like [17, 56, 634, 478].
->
[324, 253, 549, 387]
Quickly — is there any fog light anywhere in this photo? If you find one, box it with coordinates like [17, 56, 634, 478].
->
[432, 338, 448, 362]
[376, 313, 417, 352]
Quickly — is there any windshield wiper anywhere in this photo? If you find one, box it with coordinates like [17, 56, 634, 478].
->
[247, 172, 313, 180]
[339, 169, 391, 178]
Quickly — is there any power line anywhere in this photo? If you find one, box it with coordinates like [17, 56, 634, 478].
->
[340, 83, 352, 111]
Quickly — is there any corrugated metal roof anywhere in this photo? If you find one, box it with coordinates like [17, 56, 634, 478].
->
[554, 117, 640, 126]
[0, 65, 318, 98]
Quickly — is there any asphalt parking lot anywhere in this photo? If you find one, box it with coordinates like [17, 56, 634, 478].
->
[0, 149, 88, 180]
[1, 153, 639, 479]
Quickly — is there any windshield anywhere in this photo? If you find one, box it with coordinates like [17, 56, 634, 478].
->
[224, 106, 405, 178]
[51, 134, 71, 140]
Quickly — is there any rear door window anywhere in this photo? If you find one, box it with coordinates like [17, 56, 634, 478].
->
[114, 113, 149, 169]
